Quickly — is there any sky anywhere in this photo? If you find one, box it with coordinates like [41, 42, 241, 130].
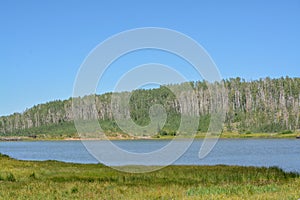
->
[0, 0, 299, 116]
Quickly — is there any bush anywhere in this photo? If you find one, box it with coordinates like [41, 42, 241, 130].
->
[71, 187, 78, 193]
[29, 172, 36, 179]
[280, 130, 293, 134]
[0, 153, 9, 158]
[6, 173, 16, 182]
[159, 130, 168, 136]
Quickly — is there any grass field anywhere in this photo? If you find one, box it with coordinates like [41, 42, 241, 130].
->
[0, 154, 299, 199]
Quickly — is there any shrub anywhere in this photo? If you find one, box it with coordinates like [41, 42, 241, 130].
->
[0, 153, 9, 158]
[29, 172, 36, 179]
[280, 130, 293, 134]
[6, 173, 16, 182]
[71, 187, 78, 193]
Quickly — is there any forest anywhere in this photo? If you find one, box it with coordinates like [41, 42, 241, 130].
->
[0, 77, 299, 137]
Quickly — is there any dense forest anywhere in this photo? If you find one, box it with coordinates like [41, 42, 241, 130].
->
[0, 77, 299, 137]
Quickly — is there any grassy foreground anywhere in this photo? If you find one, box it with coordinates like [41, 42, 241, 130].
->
[0, 154, 299, 200]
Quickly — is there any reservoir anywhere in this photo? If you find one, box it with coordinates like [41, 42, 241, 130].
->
[0, 139, 299, 172]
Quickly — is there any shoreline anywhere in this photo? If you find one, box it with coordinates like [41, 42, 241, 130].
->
[1, 131, 299, 141]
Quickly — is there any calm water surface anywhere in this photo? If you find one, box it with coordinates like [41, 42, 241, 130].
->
[0, 139, 299, 172]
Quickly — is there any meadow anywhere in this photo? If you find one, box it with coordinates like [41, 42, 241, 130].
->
[0, 153, 299, 199]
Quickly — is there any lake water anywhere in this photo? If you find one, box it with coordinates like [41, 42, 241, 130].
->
[0, 139, 299, 172]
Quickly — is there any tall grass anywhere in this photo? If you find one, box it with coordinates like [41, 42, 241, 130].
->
[0, 153, 299, 199]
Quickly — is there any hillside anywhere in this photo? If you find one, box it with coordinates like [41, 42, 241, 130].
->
[0, 77, 299, 137]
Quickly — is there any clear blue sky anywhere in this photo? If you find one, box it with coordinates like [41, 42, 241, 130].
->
[1, 0, 299, 116]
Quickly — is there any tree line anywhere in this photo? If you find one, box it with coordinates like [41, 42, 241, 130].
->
[0, 77, 299, 136]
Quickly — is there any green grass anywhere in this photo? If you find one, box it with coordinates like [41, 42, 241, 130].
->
[0, 153, 299, 199]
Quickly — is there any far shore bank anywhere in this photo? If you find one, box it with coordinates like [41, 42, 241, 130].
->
[1, 131, 299, 141]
